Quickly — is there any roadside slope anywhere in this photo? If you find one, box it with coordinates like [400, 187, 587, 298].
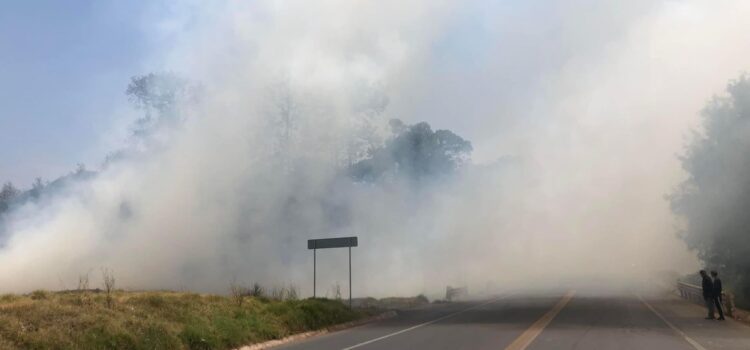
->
[0, 290, 372, 350]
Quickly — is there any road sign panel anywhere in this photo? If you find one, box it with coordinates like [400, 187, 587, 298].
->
[308, 236, 358, 249]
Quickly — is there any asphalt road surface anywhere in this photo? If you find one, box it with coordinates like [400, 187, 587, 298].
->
[277, 292, 750, 350]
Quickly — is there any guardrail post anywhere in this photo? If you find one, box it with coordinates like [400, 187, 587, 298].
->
[724, 292, 735, 318]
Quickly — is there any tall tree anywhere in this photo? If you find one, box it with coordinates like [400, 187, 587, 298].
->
[350, 119, 472, 183]
[29, 178, 45, 199]
[126, 72, 200, 141]
[266, 79, 300, 158]
[0, 182, 20, 213]
[345, 83, 389, 166]
[671, 74, 750, 305]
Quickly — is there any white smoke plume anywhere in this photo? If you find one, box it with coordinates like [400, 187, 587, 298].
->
[3, 0, 750, 297]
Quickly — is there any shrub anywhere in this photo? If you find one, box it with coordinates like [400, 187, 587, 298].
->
[102, 268, 116, 309]
[287, 285, 299, 301]
[0, 294, 20, 303]
[144, 294, 166, 308]
[250, 283, 265, 298]
[30, 290, 49, 300]
[77, 272, 92, 306]
[230, 282, 248, 307]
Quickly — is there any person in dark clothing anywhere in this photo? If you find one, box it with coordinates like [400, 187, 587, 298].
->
[711, 270, 725, 320]
[700, 270, 716, 319]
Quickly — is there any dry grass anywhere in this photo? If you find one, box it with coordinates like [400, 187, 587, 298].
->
[0, 289, 371, 350]
[352, 295, 430, 309]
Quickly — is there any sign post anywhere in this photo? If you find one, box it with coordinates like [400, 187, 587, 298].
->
[308, 236, 358, 308]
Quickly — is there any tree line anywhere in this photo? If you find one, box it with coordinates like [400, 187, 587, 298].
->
[1, 73, 473, 238]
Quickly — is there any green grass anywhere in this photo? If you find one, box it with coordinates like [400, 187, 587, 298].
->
[0, 290, 373, 350]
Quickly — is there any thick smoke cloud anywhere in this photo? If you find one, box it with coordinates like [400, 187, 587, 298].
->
[2, 0, 750, 298]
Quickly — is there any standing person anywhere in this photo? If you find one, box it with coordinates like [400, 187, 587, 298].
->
[700, 270, 716, 319]
[711, 271, 725, 320]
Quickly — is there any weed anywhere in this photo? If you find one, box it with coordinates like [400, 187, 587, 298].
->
[229, 282, 248, 307]
[250, 283, 265, 298]
[0, 289, 370, 350]
[102, 268, 116, 309]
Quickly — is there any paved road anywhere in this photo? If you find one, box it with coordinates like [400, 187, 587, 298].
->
[277, 292, 750, 350]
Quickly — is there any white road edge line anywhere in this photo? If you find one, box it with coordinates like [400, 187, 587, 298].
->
[637, 295, 708, 350]
[340, 297, 504, 350]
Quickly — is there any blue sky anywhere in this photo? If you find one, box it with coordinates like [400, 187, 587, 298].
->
[0, 1, 152, 187]
[0, 0, 655, 188]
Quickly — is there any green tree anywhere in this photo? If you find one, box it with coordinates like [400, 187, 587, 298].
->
[126, 72, 200, 139]
[671, 74, 750, 305]
[29, 178, 45, 199]
[0, 182, 20, 213]
[350, 119, 472, 182]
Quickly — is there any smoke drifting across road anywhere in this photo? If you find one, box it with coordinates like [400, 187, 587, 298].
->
[2, 0, 750, 297]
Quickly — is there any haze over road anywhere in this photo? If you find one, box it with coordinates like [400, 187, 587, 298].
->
[278, 292, 750, 350]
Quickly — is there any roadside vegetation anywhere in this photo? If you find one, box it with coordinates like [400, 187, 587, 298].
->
[353, 294, 430, 309]
[671, 74, 750, 307]
[0, 287, 373, 350]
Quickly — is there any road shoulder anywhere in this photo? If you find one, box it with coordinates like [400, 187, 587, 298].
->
[643, 296, 750, 350]
[236, 311, 397, 350]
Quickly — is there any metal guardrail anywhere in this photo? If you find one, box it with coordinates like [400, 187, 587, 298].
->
[677, 281, 735, 318]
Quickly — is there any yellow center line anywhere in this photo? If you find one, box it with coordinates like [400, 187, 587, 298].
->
[504, 290, 576, 350]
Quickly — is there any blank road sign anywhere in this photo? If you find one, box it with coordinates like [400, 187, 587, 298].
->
[308, 237, 358, 249]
